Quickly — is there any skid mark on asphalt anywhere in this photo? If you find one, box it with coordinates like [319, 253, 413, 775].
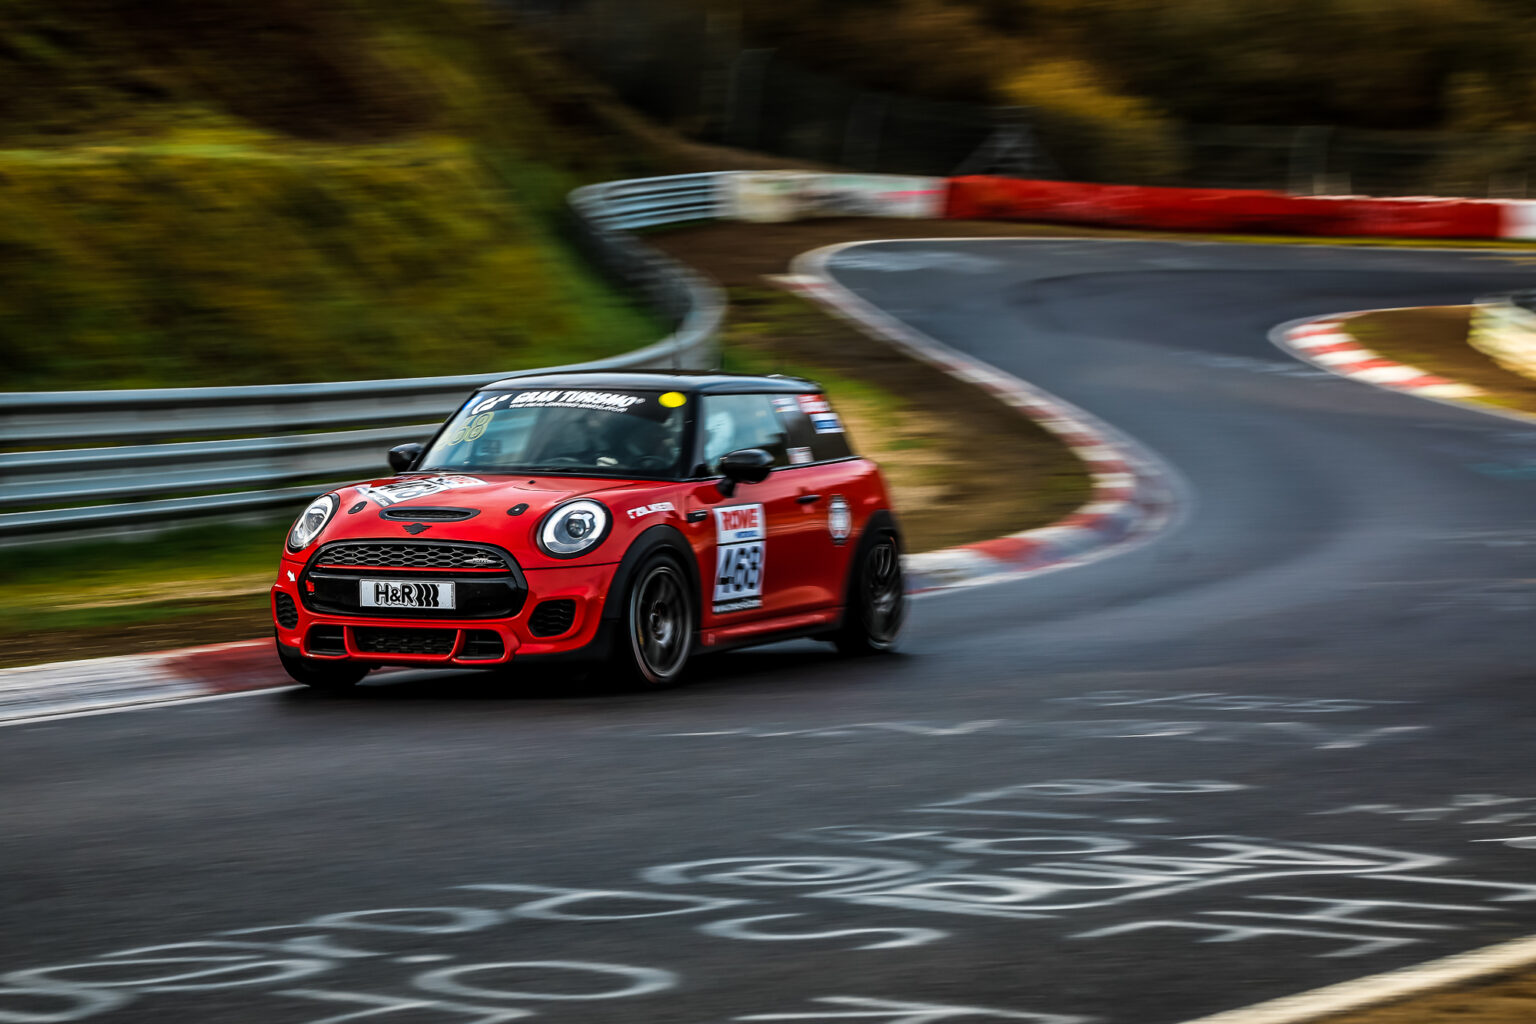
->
[13, 776, 1536, 1024]
[644, 719, 1426, 749]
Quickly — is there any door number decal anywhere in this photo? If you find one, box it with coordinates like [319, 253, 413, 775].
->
[713, 503, 765, 613]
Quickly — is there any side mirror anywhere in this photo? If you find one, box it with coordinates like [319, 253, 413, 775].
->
[716, 448, 773, 496]
[388, 443, 424, 474]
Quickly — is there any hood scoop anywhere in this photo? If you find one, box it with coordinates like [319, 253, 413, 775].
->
[378, 506, 480, 523]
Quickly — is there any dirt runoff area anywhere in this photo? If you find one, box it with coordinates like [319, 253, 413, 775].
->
[1318, 967, 1536, 1023]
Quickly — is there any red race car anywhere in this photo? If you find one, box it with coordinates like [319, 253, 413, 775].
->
[271, 371, 905, 689]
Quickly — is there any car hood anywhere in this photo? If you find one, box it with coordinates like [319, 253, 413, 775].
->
[309, 473, 667, 561]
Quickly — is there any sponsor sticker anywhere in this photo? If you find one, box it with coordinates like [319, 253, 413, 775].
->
[359, 579, 455, 610]
[771, 395, 798, 413]
[828, 494, 852, 544]
[659, 391, 688, 408]
[468, 390, 649, 415]
[797, 393, 831, 415]
[810, 411, 843, 434]
[627, 501, 676, 520]
[445, 412, 493, 445]
[712, 503, 766, 613]
[787, 446, 813, 465]
[357, 475, 484, 508]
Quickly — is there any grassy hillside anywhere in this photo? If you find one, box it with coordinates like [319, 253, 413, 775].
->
[0, 0, 662, 390]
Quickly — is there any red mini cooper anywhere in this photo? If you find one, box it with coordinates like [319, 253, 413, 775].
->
[271, 371, 905, 689]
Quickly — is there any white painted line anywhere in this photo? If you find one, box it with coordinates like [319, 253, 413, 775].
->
[1287, 333, 1354, 350]
[1175, 932, 1536, 1024]
[1349, 364, 1432, 384]
[1309, 348, 1374, 366]
[1415, 382, 1485, 398]
[0, 684, 298, 729]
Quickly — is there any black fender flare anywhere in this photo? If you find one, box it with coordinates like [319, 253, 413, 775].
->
[600, 523, 703, 627]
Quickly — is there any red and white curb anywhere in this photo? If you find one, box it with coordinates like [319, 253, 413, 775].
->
[0, 639, 292, 725]
[780, 240, 1184, 593]
[1275, 314, 1484, 400]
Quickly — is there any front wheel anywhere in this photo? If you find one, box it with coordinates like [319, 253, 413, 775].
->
[278, 647, 369, 690]
[834, 530, 905, 656]
[612, 552, 694, 687]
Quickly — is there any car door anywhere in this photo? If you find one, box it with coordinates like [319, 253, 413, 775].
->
[693, 392, 823, 625]
[772, 390, 861, 609]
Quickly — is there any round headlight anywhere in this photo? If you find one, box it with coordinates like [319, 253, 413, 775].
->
[287, 493, 339, 552]
[538, 499, 611, 558]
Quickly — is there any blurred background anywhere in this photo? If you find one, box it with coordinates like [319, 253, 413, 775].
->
[6, 0, 1536, 669]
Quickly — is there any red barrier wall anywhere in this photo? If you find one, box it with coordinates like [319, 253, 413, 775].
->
[945, 177, 1504, 240]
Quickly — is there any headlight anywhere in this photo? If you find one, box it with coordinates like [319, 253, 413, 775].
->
[538, 499, 611, 558]
[287, 493, 339, 552]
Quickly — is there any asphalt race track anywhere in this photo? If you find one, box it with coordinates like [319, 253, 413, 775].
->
[7, 239, 1536, 1024]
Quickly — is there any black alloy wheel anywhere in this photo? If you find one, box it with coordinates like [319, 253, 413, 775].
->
[835, 530, 905, 655]
[620, 554, 694, 686]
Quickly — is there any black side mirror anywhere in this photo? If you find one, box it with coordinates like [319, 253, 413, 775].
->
[716, 448, 774, 496]
[388, 443, 424, 474]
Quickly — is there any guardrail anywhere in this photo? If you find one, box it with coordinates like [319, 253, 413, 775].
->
[1469, 291, 1536, 383]
[0, 173, 726, 542]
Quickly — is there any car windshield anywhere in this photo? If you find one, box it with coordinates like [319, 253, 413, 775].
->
[416, 388, 688, 477]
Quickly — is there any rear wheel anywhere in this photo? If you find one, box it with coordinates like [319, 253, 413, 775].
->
[834, 530, 905, 655]
[613, 552, 694, 686]
[278, 647, 369, 690]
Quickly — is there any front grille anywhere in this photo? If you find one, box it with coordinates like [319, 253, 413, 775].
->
[313, 543, 507, 570]
[302, 541, 527, 620]
[528, 599, 577, 637]
[353, 627, 456, 656]
[273, 592, 299, 629]
[307, 624, 346, 655]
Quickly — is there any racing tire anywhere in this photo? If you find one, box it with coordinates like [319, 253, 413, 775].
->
[278, 647, 369, 690]
[833, 529, 905, 656]
[612, 551, 694, 687]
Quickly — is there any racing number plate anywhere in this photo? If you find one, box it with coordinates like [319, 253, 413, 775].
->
[359, 579, 456, 610]
[712, 503, 765, 614]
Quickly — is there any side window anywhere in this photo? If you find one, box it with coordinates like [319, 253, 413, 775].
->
[776, 392, 854, 463]
[699, 394, 792, 473]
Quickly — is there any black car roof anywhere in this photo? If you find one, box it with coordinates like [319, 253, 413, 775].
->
[480, 369, 823, 394]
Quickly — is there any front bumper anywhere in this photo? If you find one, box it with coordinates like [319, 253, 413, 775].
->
[271, 559, 619, 667]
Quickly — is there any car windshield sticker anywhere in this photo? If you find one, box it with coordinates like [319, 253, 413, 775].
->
[787, 445, 813, 465]
[659, 391, 687, 408]
[810, 411, 843, 434]
[444, 412, 493, 445]
[356, 475, 484, 508]
[828, 495, 852, 544]
[468, 390, 650, 415]
[797, 394, 831, 415]
[712, 503, 766, 614]
[771, 395, 797, 414]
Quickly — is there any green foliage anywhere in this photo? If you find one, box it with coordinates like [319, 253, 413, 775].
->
[0, 143, 655, 388]
[0, 0, 660, 390]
